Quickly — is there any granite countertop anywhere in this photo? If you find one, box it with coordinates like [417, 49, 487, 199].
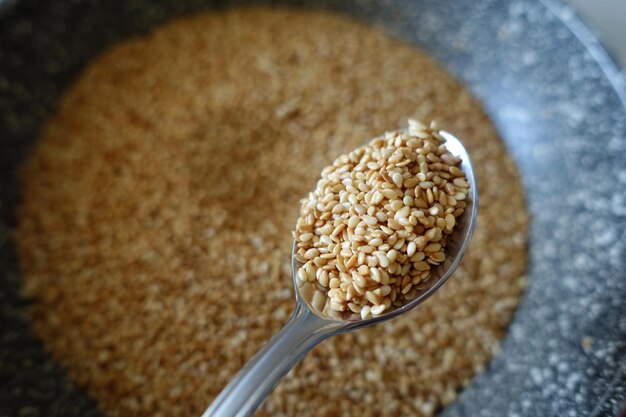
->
[563, 0, 626, 73]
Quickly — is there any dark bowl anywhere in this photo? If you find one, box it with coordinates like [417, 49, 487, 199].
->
[1, 0, 625, 416]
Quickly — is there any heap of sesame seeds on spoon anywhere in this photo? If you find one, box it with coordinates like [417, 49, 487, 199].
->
[293, 119, 469, 319]
[204, 119, 476, 417]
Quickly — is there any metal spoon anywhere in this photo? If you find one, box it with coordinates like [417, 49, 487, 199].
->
[202, 130, 478, 417]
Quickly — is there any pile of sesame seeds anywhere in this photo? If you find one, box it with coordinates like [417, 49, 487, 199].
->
[294, 121, 469, 318]
[15, 8, 528, 417]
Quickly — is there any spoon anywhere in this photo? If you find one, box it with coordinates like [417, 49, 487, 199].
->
[202, 130, 478, 417]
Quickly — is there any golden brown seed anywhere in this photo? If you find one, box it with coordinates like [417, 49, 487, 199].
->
[371, 191, 384, 205]
[370, 304, 386, 315]
[453, 177, 469, 188]
[411, 252, 426, 262]
[392, 172, 404, 188]
[365, 291, 380, 305]
[406, 241, 417, 257]
[415, 236, 428, 251]
[424, 243, 441, 253]
[376, 252, 390, 268]
[362, 215, 378, 226]
[390, 200, 404, 211]
[352, 272, 367, 288]
[426, 188, 434, 204]
[317, 269, 330, 287]
[430, 252, 446, 262]
[445, 213, 456, 231]
[370, 267, 382, 283]
[297, 268, 308, 282]
[381, 188, 397, 199]
[449, 165, 463, 176]
[304, 248, 320, 259]
[413, 261, 431, 271]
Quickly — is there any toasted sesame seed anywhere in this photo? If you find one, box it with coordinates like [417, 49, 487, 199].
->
[413, 261, 431, 271]
[381, 188, 397, 199]
[300, 232, 314, 242]
[365, 291, 381, 305]
[358, 245, 375, 254]
[352, 272, 368, 288]
[360, 305, 372, 320]
[429, 252, 446, 262]
[348, 302, 361, 313]
[395, 205, 410, 219]
[330, 300, 347, 312]
[445, 213, 456, 231]
[317, 269, 330, 287]
[392, 172, 404, 188]
[406, 241, 417, 257]
[370, 191, 384, 205]
[362, 215, 378, 226]
[414, 236, 429, 251]
[380, 225, 394, 235]
[329, 278, 341, 289]
[370, 304, 386, 315]
[390, 199, 404, 211]
[368, 238, 383, 247]
[297, 268, 309, 282]
[375, 211, 388, 222]
[424, 243, 441, 253]
[426, 188, 434, 204]
[345, 254, 358, 269]
[376, 252, 390, 268]
[449, 166, 463, 176]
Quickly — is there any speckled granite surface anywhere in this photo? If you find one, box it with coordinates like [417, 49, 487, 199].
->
[1, 0, 625, 416]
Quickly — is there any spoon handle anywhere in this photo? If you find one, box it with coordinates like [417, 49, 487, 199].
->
[202, 303, 339, 417]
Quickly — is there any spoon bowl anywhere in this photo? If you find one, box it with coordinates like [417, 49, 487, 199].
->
[203, 129, 478, 417]
[294, 130, 478, 326]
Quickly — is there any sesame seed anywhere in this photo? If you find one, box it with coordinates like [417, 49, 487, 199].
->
[360, 305, 372, 320]
[449, 166, 463, 176]
[362, 215, 378, 226]
[429, 252, 446, 263]
[365, 291, 381, 305]
[406, 241, 417, 257]
[392, 172, 404, 188]
[370, 304, 386, 315]
[297, 268, 308, 282]
[370, 191, 384, 205]
[445, 213, 456, 231]
[376, 252, 390, 268]
[413, 261, 431, 271]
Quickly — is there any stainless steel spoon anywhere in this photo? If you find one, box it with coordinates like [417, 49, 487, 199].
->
[202, 130, 478, 417]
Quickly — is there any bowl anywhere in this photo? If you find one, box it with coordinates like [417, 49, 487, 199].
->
[1, 0, 625, 416]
